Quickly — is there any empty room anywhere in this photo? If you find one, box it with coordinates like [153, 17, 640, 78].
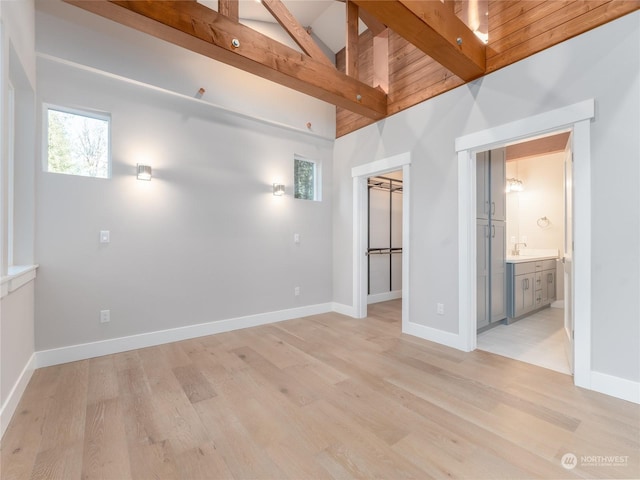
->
[1, 0, 639, 478]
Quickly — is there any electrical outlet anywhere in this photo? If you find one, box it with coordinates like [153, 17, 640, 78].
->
[294, 233, 300, 244]
[436, 303, 444, 315]
[100, 309, 110, 323]
[294, 286, 300, 296]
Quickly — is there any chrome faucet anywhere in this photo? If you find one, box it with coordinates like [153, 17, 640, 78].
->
[512, 242, 527, 256]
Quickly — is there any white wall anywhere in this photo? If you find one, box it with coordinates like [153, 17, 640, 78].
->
[34, 55, 333, 351]
[1, 0, 35, 87]
[35, 0, 336, 139]
[333, 12, 640, 383]
[0, 0, 37, 438]
[33, 0, 336, 352]
[1, 282, 35, 433]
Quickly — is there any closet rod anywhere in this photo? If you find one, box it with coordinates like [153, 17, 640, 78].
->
[366, 247, 403, 256]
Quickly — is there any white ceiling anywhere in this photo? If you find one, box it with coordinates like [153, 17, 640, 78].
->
[198, 0, 364, 54]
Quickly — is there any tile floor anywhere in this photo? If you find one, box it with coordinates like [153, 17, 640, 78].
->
[477, 306, 572, 375]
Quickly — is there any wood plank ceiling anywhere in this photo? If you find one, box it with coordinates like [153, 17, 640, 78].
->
[66, 0, 639, 138]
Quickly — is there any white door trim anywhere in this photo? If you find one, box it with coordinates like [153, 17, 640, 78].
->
[352, 153, 411, 330]
[455, 99, 594, 389]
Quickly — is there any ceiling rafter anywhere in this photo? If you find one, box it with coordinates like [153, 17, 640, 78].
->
[218, 0, 238, 23]
[373, 28, 389, 93]
[65, 0, 387, 119]
[345, 0, 359, 79]
[350, 0, 486, 81]
[260, 0, 333, 67]
[358, 8, 387, 37]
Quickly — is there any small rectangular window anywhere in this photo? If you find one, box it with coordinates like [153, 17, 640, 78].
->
[45, 105, 111, 178]
[294, 156, 320, 201]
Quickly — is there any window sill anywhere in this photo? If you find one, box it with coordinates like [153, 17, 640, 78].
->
[1, 265, 38, 299]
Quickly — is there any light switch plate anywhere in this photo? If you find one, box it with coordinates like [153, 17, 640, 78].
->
[100, 230, 110, 243]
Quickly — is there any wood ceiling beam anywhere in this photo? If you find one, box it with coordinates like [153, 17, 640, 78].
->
[260, 0, 333, 67]
[345, 1, 359, 79]
[373, 29, 389, 93]
[218, 0, 239, 23]
[358, 8, 387, 36]
[351, 0, 486, 81]
[66, 0, 387, 120]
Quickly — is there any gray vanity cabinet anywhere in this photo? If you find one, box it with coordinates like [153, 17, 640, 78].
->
[540, 265, 556, 305]
[490, 153, 506, 221]
[477, 220, 489, 329]
[508, 259, 557, 320]
[510, 262, 536, 318]
[476, 149, 506, 331]
[490, 221, 506, 322]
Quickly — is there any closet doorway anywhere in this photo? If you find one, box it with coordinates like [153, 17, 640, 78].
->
[351, 153, 411, 328]
[367, 171, 403, 305]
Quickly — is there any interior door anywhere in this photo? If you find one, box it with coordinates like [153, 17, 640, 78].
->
[563, 137, 574, 374]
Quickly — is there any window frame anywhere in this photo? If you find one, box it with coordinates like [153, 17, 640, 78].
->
[43, 103, 112, 179]
[7, 80, 15, 267]
[294, 155, 322, 202]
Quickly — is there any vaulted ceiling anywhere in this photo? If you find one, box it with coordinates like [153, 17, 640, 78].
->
[64, 0, 639, 137]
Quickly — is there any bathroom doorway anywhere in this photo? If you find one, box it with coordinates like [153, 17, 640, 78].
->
[456, 100, 594, 388]
[476, 132, 573, 374]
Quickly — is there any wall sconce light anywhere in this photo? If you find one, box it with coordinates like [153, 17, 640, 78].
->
[137, 164, 152, 181]
[506, 177, 523, 192]
[273, 183, 285, 196]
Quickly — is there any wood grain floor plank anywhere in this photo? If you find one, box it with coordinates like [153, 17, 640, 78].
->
[232, 346, 319, 407]
[136, 347, 212, 454]
[2, 301, 638, 479]
[172, 363, 217, 404]
[0, 367, 62, 480]
[37, 361, 89, 453]
[86, 355, 119, 405]
[172, 441, 235, 480]
[80, 398, 132, 480]
[29, 442, 84, 480]
[192, 395, 287, 479]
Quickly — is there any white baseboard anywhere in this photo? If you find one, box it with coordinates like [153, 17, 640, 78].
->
[331, 302, 356, 317]
[402, 321, 469, 351]
[367, 290, 402, 304]
[35, 303, 332, 368]
[590, 371, 640, 404]
[1, 353, 36, 439]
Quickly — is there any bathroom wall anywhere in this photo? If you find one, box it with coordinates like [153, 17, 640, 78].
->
[506, 151, 565, 256]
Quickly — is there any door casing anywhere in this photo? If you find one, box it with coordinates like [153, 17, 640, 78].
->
[455, 99, 594, 389]
[352, 153, 411, 331]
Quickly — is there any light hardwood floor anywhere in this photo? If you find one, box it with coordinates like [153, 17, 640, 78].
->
[477, 307, 571, 375]
[2, 300, 638, 479]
